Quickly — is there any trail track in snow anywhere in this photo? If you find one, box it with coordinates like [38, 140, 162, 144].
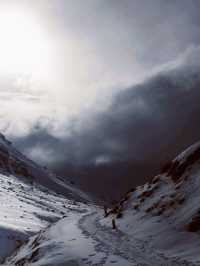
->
[4, 206, 197, 266]
[79, 210, 196, 266]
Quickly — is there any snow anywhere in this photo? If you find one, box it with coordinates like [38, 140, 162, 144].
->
[0, 134, 88, 263]
[175, 141, 200, 163]
[4, 209, 135, 266]
[0, 170, 83, 262]
[99, 142, 200, 265]
[5, 206, 196, 266]
[1, 133, 200, 265]
[0, 133, 90, 203]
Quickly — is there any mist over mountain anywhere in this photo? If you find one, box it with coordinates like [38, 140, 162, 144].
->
[12, 47, 200, 202]
[2, 1, 200, 265]
[1, 1, 200, 202]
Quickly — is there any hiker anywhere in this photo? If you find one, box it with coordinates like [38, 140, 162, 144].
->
[112, 218, 117, 230]
[104, 205, 108, 217]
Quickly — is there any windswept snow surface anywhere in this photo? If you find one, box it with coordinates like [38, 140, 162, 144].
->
[4, 206, 195, 266]
[99, 142, 200, 265]
[0, 133, 90, 203]
[5, 209, 135, 266]
[2, 133, 200, 265]
[0, 133, 90, 263]
[0, 170, 84, 262]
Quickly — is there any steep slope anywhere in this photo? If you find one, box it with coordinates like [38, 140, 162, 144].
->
[5, 142, 200, 266]
[100, 141, 200, 264]
[0, 170, 86, 262]
[0, 133, 90, 262]
[0, 133, 90, 202]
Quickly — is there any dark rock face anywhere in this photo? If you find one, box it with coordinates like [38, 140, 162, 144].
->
[186, 212, 200, 232]
[163, 145, 200, 182]
[0, 144, 10, 171]
[0, 140, 31, 179]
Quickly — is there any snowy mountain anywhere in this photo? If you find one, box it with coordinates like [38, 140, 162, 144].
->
[100, 141, 200, 265]
[0, 133, 91, 263]
[0, 133, 90, 202]
[4, 139, 200, 265]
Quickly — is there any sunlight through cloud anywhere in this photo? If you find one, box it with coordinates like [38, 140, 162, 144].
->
[0, 4, 55, 82]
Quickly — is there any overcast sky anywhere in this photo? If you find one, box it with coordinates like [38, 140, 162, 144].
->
[1, 0, 200, 170]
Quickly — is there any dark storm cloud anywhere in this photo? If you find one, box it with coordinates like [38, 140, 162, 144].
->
[14, 47, 200, 170]
[6, 1, 200, 200]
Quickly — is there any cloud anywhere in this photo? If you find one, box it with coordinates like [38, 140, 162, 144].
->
[2, 1, 200, 200]
[1, 0, 200, 137]
[12, 46, 200, 170]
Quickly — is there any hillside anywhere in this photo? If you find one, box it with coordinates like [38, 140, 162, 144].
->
[101, 141, 200, 265]
[4, 140, 200, 265]
[0, 133, 90, 202]
[0, 133, 90, 262]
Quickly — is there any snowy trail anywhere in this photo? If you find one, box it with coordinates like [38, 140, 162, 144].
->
[4, 206, 197, 265]
[79, 210, 196, 266]
[2, 134, 200, 265]
[5, 208, 134, 266]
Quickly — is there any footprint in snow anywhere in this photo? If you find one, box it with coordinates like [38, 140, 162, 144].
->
[88, 253, 96, 257]
[81, 258, 88, 261]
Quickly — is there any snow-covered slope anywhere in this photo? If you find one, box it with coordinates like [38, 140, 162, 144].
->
[0, 133, 91, 263]
[0, 171, 86, 262]
[0, 133, 90, 202]
[99, 141, 200, 265]
[5, 141, 200, 266]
